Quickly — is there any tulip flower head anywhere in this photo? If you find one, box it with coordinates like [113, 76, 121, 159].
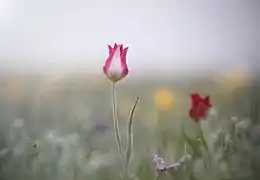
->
[189, 93, 212, 123]
[103, 43, 129, 83]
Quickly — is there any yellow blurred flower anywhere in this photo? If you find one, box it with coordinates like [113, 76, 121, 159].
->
[154, 89, 175, 111]
[6, 75, 25, 103]
[227, 68, 247, 85]
[37, 71, 64, 100]
[221, 68, 249, 92]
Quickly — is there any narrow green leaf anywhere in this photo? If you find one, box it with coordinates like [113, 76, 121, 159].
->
[126, 97, 139, 169]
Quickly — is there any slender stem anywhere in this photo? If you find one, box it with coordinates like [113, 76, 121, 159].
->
[184, 141, 187, 155]
[156, 173, 160, 180]
[199, 126, 209, 153]
[199, 123, 211, 169]
[111, 83, 124, 161]
[184, 141, 187, 170]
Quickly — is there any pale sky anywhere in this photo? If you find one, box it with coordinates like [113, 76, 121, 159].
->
[0, 0, 259, 75]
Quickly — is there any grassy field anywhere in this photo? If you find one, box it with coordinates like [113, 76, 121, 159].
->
[0, 72, 259, 180]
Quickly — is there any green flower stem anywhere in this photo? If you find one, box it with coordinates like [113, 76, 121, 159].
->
[198, 123, 211, 169]
[111, 83, 124, 162]
[184, 141, 188, 170]
[184, 141, 187, 155]
[199, 125, 209, 153]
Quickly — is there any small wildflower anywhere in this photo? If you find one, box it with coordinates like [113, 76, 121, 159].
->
[189, 93, 212, 123]
[153, 154, 166, 171]
[103, 43, 129, 83]
[153, 154, 181, 172]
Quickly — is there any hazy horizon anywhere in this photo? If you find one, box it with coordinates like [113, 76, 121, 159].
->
[0, 0, 259, 76]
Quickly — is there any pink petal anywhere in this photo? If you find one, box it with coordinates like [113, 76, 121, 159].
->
[122, 47, 129, 58]
[108, 45, 113, 55]
[119, 44, 123, 53]
[113, 43, 118, 49]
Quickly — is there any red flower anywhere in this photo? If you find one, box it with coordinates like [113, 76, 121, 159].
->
[103, 43, 129, 83]
[189, 93, 212, 123]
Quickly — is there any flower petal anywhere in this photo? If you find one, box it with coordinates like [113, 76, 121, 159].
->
[189, 93, 212, 122]
[108, 45, 113, 55]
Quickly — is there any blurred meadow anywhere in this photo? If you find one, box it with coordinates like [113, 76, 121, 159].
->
[1, 67, 260, 180]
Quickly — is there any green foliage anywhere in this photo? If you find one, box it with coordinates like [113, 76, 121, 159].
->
[0, 75, 259, 180]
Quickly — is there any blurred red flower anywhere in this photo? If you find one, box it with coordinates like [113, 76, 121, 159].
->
[189, 93, 212, 123]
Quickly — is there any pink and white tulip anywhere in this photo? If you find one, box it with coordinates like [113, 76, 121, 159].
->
[103, 43, 129, 83]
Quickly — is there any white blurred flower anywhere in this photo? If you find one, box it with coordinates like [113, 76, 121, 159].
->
[209, 107, 218, 117]
[231, 116, 238, 122]
[0, 148, 10, 157]
[45, 130, 62, 144]
[88, 153, 112, 171]
[236, 119, 250, 130]
[13, 118, 24, 128]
